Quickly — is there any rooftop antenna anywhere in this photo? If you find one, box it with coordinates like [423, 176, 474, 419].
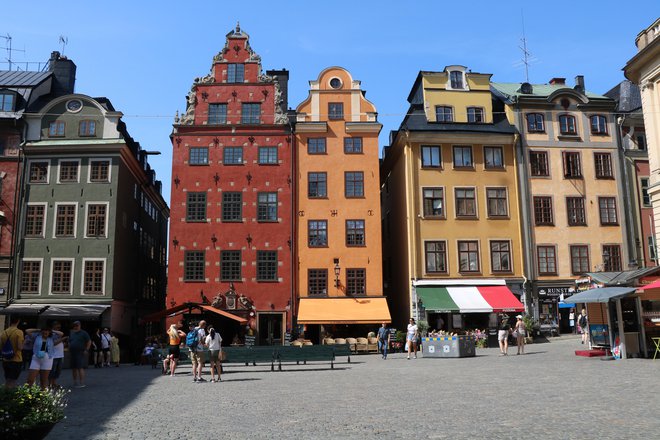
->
[519, 10, 531, 83]
[0, 34, 26, 71]
[59, 35, 68, 56]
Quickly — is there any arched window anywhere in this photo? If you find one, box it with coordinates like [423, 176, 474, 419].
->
[590, 115, 607, 135]
[559, 114, 577, 135]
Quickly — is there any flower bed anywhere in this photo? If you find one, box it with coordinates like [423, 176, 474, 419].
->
[0, 385, 68, 439]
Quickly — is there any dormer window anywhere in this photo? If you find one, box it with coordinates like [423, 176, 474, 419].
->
[435, 106, 453, 122]
[0, 93, 15, 111]
[450, 71, 464, 89]
[49, 121, 65, 137]
[590, 115, 607, 135]
[227, 64, 245, 83]
[467, 107, 484, 123]
[79, 120, 96, 137]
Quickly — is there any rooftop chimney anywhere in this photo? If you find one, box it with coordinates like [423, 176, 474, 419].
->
[266, 69, 289, 117]
[549, 77, 566, 85]
[48, 51, 76, 97]
[574, 75, 585, 94]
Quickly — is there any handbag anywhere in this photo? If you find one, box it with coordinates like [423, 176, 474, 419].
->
[36, 350, 46, 359]
[219, 351, 226, 362]
[512, 330, 519, 338]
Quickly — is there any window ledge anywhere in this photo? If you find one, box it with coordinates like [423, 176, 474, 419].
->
[557, 135, 581, 141]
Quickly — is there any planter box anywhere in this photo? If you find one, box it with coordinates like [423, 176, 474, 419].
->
[421, 336, 476, 358]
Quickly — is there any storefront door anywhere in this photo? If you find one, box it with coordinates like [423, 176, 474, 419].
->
[258, 313, 283, 346]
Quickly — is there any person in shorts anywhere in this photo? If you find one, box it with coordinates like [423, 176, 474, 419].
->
[26, 326, 60, 389]
[48, 321, 67, 388]
[205, 326, 222, 382]
[68, 321, 91, 388]
[166, 323, 185, 377]
[498, 315, 511, 356]
[1, 316, 24, 388]
[189, 321, 207, 382]
[100, 328, 112, 367]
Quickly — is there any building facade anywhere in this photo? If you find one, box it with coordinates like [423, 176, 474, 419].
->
[294, 67, 389, 342]
[381, 66, 524, 330]
[492, 78, 627, 330]
[167, 25, 293, 345]
[9, 91, 169, 359]
[624, 18, 660, 266]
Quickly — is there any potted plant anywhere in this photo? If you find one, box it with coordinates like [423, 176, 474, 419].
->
[392, 330, 406, 352]
[522, 316, 535, 344]
[0, 384, 68, 439]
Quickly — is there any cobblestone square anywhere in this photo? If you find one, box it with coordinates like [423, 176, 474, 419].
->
[46, 337, 660, 439]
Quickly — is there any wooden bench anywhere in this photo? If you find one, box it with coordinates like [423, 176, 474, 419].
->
[332, 344, 352, 363]
[276, 345, 335, 370]
[222, 346, 277, 371]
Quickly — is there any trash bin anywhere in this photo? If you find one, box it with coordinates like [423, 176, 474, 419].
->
[487, 328, 499, 348]
[422, 336, 476, 358]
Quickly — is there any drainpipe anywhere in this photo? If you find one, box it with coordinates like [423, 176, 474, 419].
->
[8, 128, 28, 307]
[289, 121, 296, 343]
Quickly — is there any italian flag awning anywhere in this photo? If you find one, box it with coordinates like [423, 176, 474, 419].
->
[415, 283, 524, 313]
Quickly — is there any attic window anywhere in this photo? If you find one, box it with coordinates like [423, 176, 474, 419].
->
[329, 78, 342, 89]
[449, 71, 465, 89]
[0, 93, 14, 111]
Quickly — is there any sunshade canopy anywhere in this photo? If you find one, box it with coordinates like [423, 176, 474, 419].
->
[416, 285, 523, 313]
[140, 302, 247, 324]
[297, 297, 391, 324]
[565, 287, 637, 303]
[0, 304, 109, 319]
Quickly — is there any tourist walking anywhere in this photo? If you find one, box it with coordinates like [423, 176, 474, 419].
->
[21, 326, 35, 371]
[205, 326, 222, 382]
[48, 321, 67, 388]
[498, 315, 511, 356]
[69, 321, 91, 388]
[91, 328, 102, 368]
[26, 326, 62, 389]
[406, 318, 418, 360]
[578, 308, 589, 345]
[569, 309, 576, 334]
[514, 315, 526, 355]
[110, 331, 120, 367]
[377, 322, 391, 360]
[1, 316, 24, 388]
[188, 321, 207, 382]
[100, 328, 112, 367]
[166, 323, 185, 376]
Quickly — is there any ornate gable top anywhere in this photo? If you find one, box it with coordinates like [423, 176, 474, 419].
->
[213, 23, 261, 64]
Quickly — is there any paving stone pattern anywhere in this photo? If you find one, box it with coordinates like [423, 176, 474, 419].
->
[46, 336, 660, 439]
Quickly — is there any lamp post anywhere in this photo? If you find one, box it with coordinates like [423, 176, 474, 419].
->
[333, 258, 340, 288]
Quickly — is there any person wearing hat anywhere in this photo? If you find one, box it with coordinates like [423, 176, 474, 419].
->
[68, 321, 91, 388]
[513, 315, 526, 355]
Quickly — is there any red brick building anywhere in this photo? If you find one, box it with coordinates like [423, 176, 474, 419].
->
[167, 25, 293, 345]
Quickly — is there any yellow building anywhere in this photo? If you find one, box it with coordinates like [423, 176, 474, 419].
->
[294, 67, 389, 342]
[492, 77, 627, 330]
[381, 66, 525, 331]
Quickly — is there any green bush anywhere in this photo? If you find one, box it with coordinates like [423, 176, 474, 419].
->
[0, 385, 68, 437]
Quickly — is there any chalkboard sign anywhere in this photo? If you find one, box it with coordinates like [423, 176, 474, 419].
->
[244, 335, 256, 347]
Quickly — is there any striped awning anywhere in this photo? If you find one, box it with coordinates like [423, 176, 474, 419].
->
[416, 285, 523, 313]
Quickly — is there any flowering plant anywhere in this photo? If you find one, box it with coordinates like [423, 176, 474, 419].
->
[0, 385, 68, 438]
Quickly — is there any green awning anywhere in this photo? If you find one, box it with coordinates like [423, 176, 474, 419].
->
[416, 286, 459, 312]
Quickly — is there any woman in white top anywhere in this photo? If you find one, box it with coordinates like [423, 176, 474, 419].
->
[406, 318, 419, 360]
[205, 327, 223, 383]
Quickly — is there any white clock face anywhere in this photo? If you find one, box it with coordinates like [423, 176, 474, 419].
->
[66, 99, 83, 112]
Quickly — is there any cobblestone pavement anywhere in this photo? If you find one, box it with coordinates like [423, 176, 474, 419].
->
[46, 336, 659, 439]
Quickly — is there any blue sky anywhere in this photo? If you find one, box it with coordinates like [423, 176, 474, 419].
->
[3, 2, 658, 203]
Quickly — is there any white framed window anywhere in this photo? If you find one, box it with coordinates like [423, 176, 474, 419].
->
[20, 258, 43, 294]
[81, 258, 106, 295]
[49, 258, 75, 295]
[88, 158, 112, 183]
[57, 159, 81, 184]
[84, 202, 110, 238]
[53, 202, 78, 238]
[28, 160, 50, 184]
[25, 202, 48, 238]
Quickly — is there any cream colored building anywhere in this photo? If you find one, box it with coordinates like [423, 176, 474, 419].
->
[625, 18, 660, 260]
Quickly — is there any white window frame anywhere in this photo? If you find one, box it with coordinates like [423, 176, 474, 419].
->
[19, 258, 43, 295]
[52, 202, 78, 239]
[81, 258, 107, 296]
[84, 201, 110, 239]
[27, 160, 50, 184]
[57, 158, 81, 184]
[49, 258, 75, 295]
[25, 202, 48, 238]
[88, 158, 113, 183]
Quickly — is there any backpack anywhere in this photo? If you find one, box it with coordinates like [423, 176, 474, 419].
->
[186, 328, 199, 348]
[579, 315, 587, 327]
[1, 331, 15, 360]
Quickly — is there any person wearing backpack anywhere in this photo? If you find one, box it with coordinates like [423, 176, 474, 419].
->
[187, 320, 207, 382]
[578, 308, 589, 345]
[1, 316, 24, 388]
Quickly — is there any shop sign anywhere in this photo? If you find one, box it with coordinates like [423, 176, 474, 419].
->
[537, 286, 574, 297]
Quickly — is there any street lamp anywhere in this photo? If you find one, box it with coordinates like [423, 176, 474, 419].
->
[333, 258, 340, 288]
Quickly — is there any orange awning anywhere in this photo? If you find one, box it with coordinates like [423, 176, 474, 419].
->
[297, 297, 391, 324]
[199, 305, 248, 324]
